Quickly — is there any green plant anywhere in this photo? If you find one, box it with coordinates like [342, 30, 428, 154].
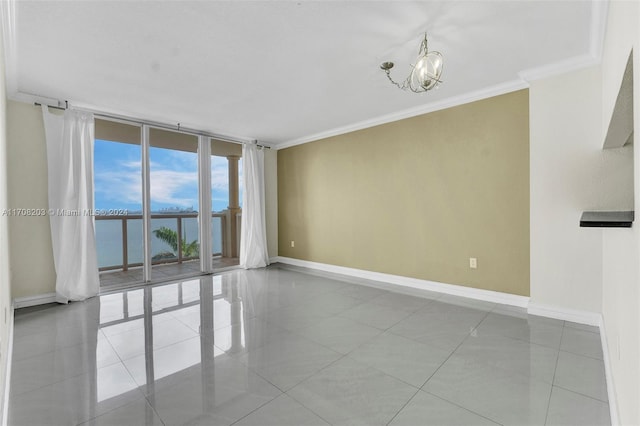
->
[153, 226, 199, 258]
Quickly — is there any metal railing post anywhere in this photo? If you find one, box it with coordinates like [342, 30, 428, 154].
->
[177, 216, 183, 264]
[221, 214, 227, 257]
[122, 218, 129, 272]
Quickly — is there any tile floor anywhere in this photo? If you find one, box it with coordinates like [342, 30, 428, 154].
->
[8, 265, 611, 426]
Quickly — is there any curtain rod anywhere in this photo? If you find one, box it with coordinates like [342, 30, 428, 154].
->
[34, 101, 270, 149]
[34, 101, 68, 111]
[93, 112, 271, 149]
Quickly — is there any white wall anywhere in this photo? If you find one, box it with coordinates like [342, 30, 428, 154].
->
[531, 2, 640, 423]
[600, 1, 640, 424]
[529, 65, 606, 314]
[602, 229, 639, 425]
[0, 19, 12, 421]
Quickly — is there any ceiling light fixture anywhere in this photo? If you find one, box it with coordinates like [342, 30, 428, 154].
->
[380, 33, 443, 93]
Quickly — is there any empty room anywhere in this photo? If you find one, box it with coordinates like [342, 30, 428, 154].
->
[0, 1, 638, 425]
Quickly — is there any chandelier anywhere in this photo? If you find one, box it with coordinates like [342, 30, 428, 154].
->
[380, 33, 443, 93]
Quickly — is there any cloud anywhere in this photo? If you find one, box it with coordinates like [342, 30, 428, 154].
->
[150, 169, 198, 206]
[211, 156, 229, 191]
[95, 152, 239, 210]
[95, 162, 142, 206]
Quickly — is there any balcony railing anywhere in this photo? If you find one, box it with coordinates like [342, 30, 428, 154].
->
[96, 212, 233, 272]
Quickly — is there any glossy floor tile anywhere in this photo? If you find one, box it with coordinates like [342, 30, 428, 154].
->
[475, 310, 565, 349]
[348, 331, 452, 387]
[233, 394, 329, 426]
[8, 265, 611, 425]
[554, 350, 608, 402]
[546, 386, 611, 426]
[287, 356, 418, 426]
[388, 391, 500, 426]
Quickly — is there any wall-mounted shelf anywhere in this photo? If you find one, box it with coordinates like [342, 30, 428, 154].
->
[580, 211, 634, 228]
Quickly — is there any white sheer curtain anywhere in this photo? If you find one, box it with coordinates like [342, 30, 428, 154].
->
[42, 106, 100, 303]
[239, 142, 269, 269]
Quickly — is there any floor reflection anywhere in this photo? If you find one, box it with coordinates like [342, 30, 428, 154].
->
[8, 266, 611, 426]
[99, 274, 252, 395]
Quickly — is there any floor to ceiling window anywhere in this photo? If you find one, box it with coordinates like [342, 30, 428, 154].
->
[149, 128, 200, 282]
[94, 119, 243, 288]
[94, 120, 144, 287]
[211, 139, 243, 269]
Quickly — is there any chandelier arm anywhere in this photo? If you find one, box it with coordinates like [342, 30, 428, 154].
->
[380, 33, 443, 93]
[384, 70, 407, 90]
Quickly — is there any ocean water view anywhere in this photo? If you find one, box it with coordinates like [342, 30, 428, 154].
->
[95, 216, 224, 268]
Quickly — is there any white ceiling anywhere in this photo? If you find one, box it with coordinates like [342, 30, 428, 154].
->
[3, 1, 603, 147]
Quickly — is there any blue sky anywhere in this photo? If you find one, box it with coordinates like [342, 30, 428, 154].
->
[94, 140, 241, 212]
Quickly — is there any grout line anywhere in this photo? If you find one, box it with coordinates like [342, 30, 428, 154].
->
[552, 384, 610, 404]
[544, 323, 565, 425]
[386, 310, 497, 425]
[419, 309, 493, 389]
[385, 387, 423, 426]
[557, 347, 604, 362]
[281, 354, 349, 424]
[420, 390, 505, 426]
[228, 393, 283, 426]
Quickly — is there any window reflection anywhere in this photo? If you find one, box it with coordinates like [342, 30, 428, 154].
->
[126, 289, 145, 316]
[96, 274, 248, 405]
[99, 293, 125, 323]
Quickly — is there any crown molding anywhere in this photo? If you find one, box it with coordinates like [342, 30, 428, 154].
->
[275, 0, 609, 150]
[277, 53, 603, 150]
[518, 54, 600, 83]
[275, 79, 529, 150]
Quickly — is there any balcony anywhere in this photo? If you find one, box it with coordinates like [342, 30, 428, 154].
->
[96, 211, 241, 287]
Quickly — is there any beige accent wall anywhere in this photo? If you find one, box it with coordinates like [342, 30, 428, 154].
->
[6, 101, 56, 298]
[278, 90, 530, 296]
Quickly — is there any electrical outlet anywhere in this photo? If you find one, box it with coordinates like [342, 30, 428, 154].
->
[290, 240, 295, 248]
[469, 257, 477, 269]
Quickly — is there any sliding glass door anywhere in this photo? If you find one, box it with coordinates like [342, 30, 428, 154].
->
[148, 128, 200, 282]
[94, 120, 145, 287]
[94, 119, 243, 287]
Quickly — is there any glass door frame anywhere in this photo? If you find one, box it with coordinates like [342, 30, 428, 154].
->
[140, 125, 214, 282]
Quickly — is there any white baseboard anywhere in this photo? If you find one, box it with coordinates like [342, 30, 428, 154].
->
[1, 303, 14, 426]
[598, 315, 620, 426]
[273, 256, 530, 308]
[526, 302, 601, 326]
[13, 293, 56, 309]
[272, 257, 617, 424]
